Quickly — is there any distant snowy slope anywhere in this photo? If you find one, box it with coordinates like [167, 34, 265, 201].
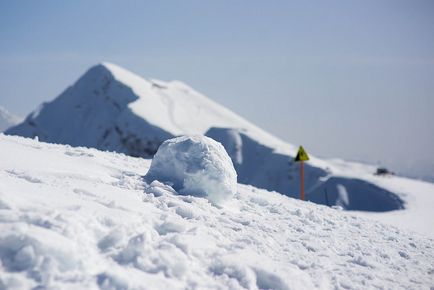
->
[206, 127, 434, 236]
[4, 63, 430, 218]
[0, 106, 21, 132]
[206, 127, 405, 211]
[0, 134, 433, 289]
[5, 63, 277, 158]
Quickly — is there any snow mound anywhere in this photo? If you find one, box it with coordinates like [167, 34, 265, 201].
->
[146, 135, 237, 205]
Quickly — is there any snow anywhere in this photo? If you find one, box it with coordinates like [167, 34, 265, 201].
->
[5, 62, 278, 158]
[145, 135, 237, 206]
[4, 63, 406, 208]
[0, 106, 21, 132]
[4, 62, 434, 238]
[205, 127, 434, 237]
[350, 176, 434, 239]
[0, 134, 433, 289]
[206, 127, 407, 212]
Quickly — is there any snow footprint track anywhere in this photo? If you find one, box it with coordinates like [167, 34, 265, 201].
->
[5, 169, 43, 184]
[95, 205, 195, 287]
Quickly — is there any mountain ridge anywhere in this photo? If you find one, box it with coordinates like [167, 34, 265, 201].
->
[6, 62, 284, 158]
[0, 105, 21, 132]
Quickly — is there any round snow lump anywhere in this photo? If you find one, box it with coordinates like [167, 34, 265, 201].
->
[146, 135, 237, 205]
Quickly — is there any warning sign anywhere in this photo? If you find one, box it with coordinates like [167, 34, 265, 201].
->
[294, 146, 309, 162]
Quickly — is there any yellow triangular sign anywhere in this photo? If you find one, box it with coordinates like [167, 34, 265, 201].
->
[294, 146, 309, 162]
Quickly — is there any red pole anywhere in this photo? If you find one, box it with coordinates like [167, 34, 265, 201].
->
[300, 161, 305, 200]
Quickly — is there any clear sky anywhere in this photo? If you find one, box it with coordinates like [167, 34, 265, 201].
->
[1, 0, 433, 180]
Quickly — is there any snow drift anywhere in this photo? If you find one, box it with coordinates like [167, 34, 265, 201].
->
[145, 135, 237, 205]
[0, 134, 433, 289]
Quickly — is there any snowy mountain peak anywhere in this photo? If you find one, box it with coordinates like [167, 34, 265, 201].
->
[6, 62, 280, 158]
[99, 62, 196, 93]
[95, 62, 193, 102]
[98, 62, 153, 89]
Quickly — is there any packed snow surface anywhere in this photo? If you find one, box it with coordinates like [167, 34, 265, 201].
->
[146, 135, 237, 206]
[0, 135, 433, 289]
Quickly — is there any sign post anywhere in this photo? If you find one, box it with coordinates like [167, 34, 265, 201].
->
[294, 146, 309, 200]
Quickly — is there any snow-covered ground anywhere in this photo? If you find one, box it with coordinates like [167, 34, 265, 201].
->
[1, 134, 433, 289]
[317, 158, 434, 238]
[351, 176, 434, 239]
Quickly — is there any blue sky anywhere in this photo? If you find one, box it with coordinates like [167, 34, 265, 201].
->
[1, 0, 433, 179]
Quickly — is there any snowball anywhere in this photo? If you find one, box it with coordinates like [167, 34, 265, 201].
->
[146, 135, 237, 205]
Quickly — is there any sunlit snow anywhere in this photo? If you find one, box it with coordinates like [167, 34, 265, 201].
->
[0, 135, 433, 289]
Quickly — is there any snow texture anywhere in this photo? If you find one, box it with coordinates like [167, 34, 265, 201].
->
[0, 134, 433, 289]
[145, 135, 237, 205]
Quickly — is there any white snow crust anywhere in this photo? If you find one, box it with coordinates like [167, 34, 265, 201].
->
[0, 134, 433, 289]
[146, 135, 237, 205]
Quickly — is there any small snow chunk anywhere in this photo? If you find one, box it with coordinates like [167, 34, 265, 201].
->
[175, 206, 196, 219]
[98, 229, 125, 251]
[254, 268, 290, 290]
[351, 255, 373, 268]
[145, 180, 175, 197]
[146, 135, 237, 205]
[399, 251, 410, 259]
[97, 272, 129, 290]
[11, 245, 36, 271]
[210, 261, 256, 289]
[156, 221, 186, 235]
[115, 233, 150, 264]
[250, 197, 269, 207]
